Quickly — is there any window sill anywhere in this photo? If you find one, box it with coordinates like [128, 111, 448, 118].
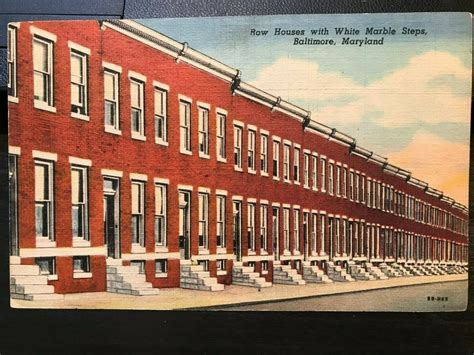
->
[199, 152, 210, 159]
[8, 95, 19, 104]
[283, 179, 291, 184]
[217, 247, 227, 254]
[217, 270, 227, 276]
[217, 157, 227, 163]
[312, 187, 318, 192]
[72, 238, 91, 247]
[131, 244, 146, 254]
[34, 100, 56, 113]
[155, 138, 169, 146]
[273, 176, 280, 181]
[234, 166, 243, 172]
[180, 149, 192, 156]
[73, 272, 93, 279]
[261, 171, 269, 177]
[248, 250, 256, 256]
[321, 189, 326, 193]
[294, 181, 300, 186]
[155, 246, 168, 253]
[104, 126, 122, 136]
[248, 169, 256, 175]
[293, 250, 301, 255]
[303, 185, 310, 190]
[71, 112, 90, 121]
[36, 238, 56, 248]
[262, 270, 268, 275]
[47, 274, 58, 281]
[198, 249, 210, 255]
[260, 250, 268, 255]
[283, 250, 291, 256]
[131, 133, 146, 141]
[155, 272, 168, 278]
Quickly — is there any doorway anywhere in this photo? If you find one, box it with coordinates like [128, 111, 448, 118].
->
[272, 207, 279, 261]
[233, 201, 242, 261]
[103, 177, 120, 258]
[179, 190, 191, 259]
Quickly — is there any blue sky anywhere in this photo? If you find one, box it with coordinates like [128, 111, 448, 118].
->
[139, 13, 471, 204]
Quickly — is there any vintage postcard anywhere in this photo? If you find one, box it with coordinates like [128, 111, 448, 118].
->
[7, 13, 470, 311]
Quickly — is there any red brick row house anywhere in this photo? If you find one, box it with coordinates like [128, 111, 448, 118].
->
[8, 20, 468, 299]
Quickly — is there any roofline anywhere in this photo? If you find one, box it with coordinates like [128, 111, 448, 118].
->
[101, 19, 468, 214]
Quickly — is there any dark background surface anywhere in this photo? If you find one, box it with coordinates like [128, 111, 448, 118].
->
[0, 1, 473, 353]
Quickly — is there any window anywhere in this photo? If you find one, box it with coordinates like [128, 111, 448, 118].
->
[328, 163, 334, 195]
[198, 106, 209, 157]
[7, 25, 17, 98]
[260, 204, 268, 251]
[293, 147, 300, 184]
[216, 112, 226, 161]
[367, 178, 372, 207]
[36, 257, 55, 275]
[312, 155, 318, 190]
[130, 79, 145, 138]
[261, 261, 269, 274]
[33, 35, 54, 108]
[9, 154, 18, 255]
[155, 259, 168, 274]
[336, 165, 341, 196]
[131, 260, 146, 274]
[349, 171, 354, 200]
[283, 144, 290, 181]
[355, 173, 360, 202]
[154, 87, 168, 144]
[283, 208, 290, 250]
[131, 181, 145, 246]
[247, 203, 256, 251]
[361, 176, 366, 203]
[198, 193, 209, 249]
[216, 195, 226, 247]
[217, 259, 227, 272]
[248, 130, 256, 172]
[71, 166, 89, 240]
[320, 214, 326, 254]
[273, 140, 280, 179]
[155, 184, 167, 246]
[320, 157, 326, 191]
[342, 167, 347, 198]
[104, 69, 120, 132]
[303, 153, 310, 187]
[73, 256, 90, 273]
[234, 125, 243, 170]
[311, 213, 318, 254]
[180, 100, 192, 153]
[293, 209, 300, 251]
[260, 134, 268, 175]
[35, 161, 54, 240]
[70, 49, 88, 116]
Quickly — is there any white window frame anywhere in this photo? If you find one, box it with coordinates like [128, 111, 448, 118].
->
[349, 171, 354, 201]
[248, 129, 256, 173]
[198, 193, 209, 249]
[154, 183, 167, 247]
[103, 67, 121, 134]
[71, 165, 89, 242]
[283, 143, 291, 182]
[7, 24, 18, 102]
[303, 153, 310, 188]
[293, 147, 300, 185]
[260, 204, 268, 251]
[130, 77, 146, 140]
[216, 195, 226, 248]
[311, 153, 318, 191]
[32, 33, 55, 112]
[328, 162, 334, 195]
[131, 180, 146, 247]
[35, 160, 55, 242]
[198, 104, 210, 158]
[320, 157, 326, 192]
[216, 109, 227, 162]
[293, 209, 300, 252]
[342, 166, 347, 198]
[69, 42, 90, 120]
[179, 98, 192, 155]
[355, 173, 360, 202]
[233, 123, 243, 171]
[248, 202, 256, 252]
[260, 133, 268, 176]
[272, 139, 280, 180]
[283, 208, 290, 251]
[311, 213, 318, 254]
[154, 82, 169, 145]
[336, 165, 341, 196]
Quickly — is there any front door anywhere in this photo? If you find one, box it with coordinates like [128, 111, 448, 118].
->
[9, 154, 19, 256]
[272, 207, 279, 261]
[233, 201, 242, 261]
[104, 177, 120, 258]
[179, 191, 191, 259]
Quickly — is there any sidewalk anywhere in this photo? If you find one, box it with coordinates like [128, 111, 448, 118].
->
[11, 274, 467, 311]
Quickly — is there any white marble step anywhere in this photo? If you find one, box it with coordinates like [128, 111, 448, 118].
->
[14, 284, 55, 294]
[11, 275, 49, 285]
[10, 265, 40, 276]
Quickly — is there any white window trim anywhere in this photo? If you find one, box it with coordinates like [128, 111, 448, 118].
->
[130, 77, 146, 141]
[30, 26, 57, 42]
[215, 189, 228, 196]
[34, 100, 57, 113]
[130, 173, 148, 181]
[67, 41, 91, 55]
[198, 186, 211, 193]
[8, 24, 19, 103]
[233, 119, 244, 128]
[198, 105, 210, 159]
[102, 61, 122, 73]
[154, 177, 170, 185]
[101, 169, 123, 178]
[178, 184, 193, 191]
[153, 80, 169, 91]
[33, 150, 57, 161]
[128, 70, 147, 83]
[69, 156, 92, 167]
[9, 146, 21, 155]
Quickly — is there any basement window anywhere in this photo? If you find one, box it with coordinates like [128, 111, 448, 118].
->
[131, 260, 146, 274]
[36, 257, 56, 275]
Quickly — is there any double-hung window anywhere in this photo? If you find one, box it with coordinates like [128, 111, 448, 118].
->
[248, 130, 256, 172]
[69, 44, 89, 117]
[155, 184, 167, 246]
[216, 111, 226, 161]
[303, 153, 310, 188]
[283, 208, 290, 251]
[130, 78, 145, 139]
[311, 213, 318, 254]
[7, 25, 17, 99]
[293, 147, 300, 184]
[198, 193, 209, 249]
[33, 31, 55, 110]
[247, 203, 256, 251]
[320, 157, 326, 192]
[198, 105, 209, 157]
[131, 181, 145, 247]
[179, 99, 192, 154]
[35, 160, 54, 241]
[71, 166, 89, 241]
[216, 195, 226, 247]
[293, 209, 300, 251]
[104, 67, 120, 133]
[336, 165, 341, 196]
[283, 143, 290, 182]
[342, 167, 347, 198]
[349, 171, 354, 200]
[260, 134, 268, 175]
[272, 139, 280, 179]
[311, 154, 318, 190]
[260, 204, 268, 251]
[234, 124, 243, 170]
[355, 173, 360, 202]
[320, 214, 326, 254]
[154, 85, 168, 144]
[328, 162, 334, 195]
